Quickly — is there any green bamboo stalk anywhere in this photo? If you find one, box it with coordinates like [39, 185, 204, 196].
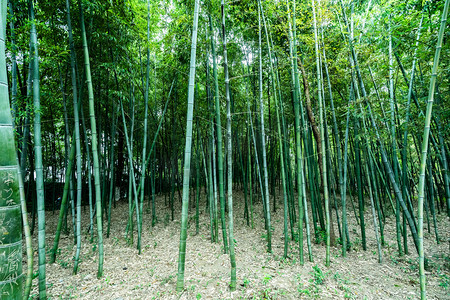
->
[237, 133, 248, 225]
[208, 14, 228, 253]
[212, 125, 219, 242]
[401, 9, 424, 255]
[151, 55, 158, 227]
[120, 97, 140, 249]
[151, 152, 156, 226]
[65, 0, 83, 275]
[247, 131, 254, 229]
[268, 27, 295, 240]
[126, 86, 135, 244]
[251, 7, 268, 243]
[79, 0, 103, 278]
[312, 0, 330, 266]
[204, 46, 214, 241]
[79, 97, 95, 242]
[436, 114, 450, 217]
[176, 0, 200, 290]
[295, 57, 313, 261]
[341, 84, 353, 256]
[256, 0, 273, 254]
[221, 0, 236, 289]
[388, 17, 403, 256]
[320, 20, 345, 252]
[137, 0, 152, 255]
[19, 68, 31, 178]
[417, 1, 449, 297]
[200, 134, 213, 240]
[30, 1, 46, 297]
[50, 136, 76, 264]
[363, 148, 382, 263]
[274, 51, 296, 239]
[286, 0, 304, 263]
[354, 120, 366, 251]
[369, 147, 396, 216]
[205, 56, 216, 241]
[358, 96, 382, 261]
[258, 0, 288, 258]
[195, 127, 200, 235]
[108, 56, 121, 223]
[58, 58, 75, 241]
[207, 134, 215, 241]
[0, 2, 23, 298]
[368, 145, 385, 247]
[17, 157, 32, 300]
[427, 160, 439, 243]
[242, 62, 263, 231]
[243, 75, 261, 224]
[106, 100, 117, 238]
[306, 129, 319, 235]
[136, 79, 174, 201]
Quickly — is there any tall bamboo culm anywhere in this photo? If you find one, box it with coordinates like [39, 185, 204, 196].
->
[176, 0, 200, 291]
[0, 1, 23, 298]
[79, 0, 104, 278]
[312, 0, 330, 266]
[30, 1, 47, 297]
[221, 0, 236, 290]
[417, 1, 449, 298]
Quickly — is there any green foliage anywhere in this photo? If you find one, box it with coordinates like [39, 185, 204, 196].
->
[438, 272, 449, 289]
[243, 277, 250, 287]
[334, 272, 354, 298]
[262, 274, 272, 285]
[311, 265, 326, 285]
[314, 229, 327, 244]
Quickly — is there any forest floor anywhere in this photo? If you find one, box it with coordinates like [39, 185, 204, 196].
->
[26, 190, 449, 299]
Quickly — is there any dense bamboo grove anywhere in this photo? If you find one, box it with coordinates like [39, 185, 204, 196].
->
[0, 0, 449, 298]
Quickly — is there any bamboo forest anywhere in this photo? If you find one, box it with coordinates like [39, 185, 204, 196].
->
[0, 0, 449, 299]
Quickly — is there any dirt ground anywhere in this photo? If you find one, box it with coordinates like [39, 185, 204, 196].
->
[26, 190, 449, 299]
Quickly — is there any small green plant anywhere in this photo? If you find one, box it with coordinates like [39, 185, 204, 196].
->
[314, 230, 327, 244]
[160, 274, 174, 285]
[32, 272, 39, 280]
[57, 258, 69, 269]
[243, 278, 250, 287]
[164, 213, 170, 226]
[390, 255, 399, 265]
[196, 293, 202, 300]
[333, 272, 349, 285]
[336, 280, 353, 297]
[353, 238, 361, 250]
[262, 274, 272, 285]
[438, 272, 449, 289]
[254, 288, 272, 299]
[298, 287, 311, 296]
[311, 265, 326, 285]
